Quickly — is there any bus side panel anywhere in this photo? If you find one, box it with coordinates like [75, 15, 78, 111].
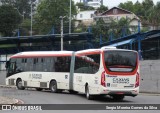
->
[6, 72, 70, 90]
[6, 55, 72, 90]
[73, 73, 101, 94]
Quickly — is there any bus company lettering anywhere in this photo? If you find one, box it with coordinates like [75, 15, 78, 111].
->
[113, 78, 129, 84]
[31, 74, 42, 79]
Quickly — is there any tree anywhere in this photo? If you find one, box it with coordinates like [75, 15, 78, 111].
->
[0, 5, 22, 36]
[96, 5, 108, 14]
[14, 0, 36, 19]
[148, 2, 160, 29]
[76, 2, 94, 11]
[0, 0, 14, 5]
[142, 0, 154, 10]
[117, 18, 131, 37]
[92, 19, 110, 43]
[142, 0, 154, 20]
[0, 0, 36, 19]
[133, 1, 143, 16]
[91, 17, 132, 43]
[118, 1, 143, 17]
[35, 0, 77, 34]
[118, 1, 134, 12]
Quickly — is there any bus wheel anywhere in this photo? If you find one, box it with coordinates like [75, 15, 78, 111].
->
[36, 88, 43, 91]
[85, 85, 93, 100]
[50, 80, 58, 93]
[16, 79, 25, 90]
[112, 95, 124, 101]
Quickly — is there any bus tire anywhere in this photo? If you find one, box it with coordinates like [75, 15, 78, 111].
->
[16, 79, 25, 90]
[112, 95, 124, 101]
[50, 80, 58, 93]
[36, 88, 43, 91]
[85, 85, 93, 100]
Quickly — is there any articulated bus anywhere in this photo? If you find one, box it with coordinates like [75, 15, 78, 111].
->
[5, 47, 140, 100]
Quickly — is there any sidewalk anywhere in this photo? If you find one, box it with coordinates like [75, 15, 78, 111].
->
[0, 96, 19, 104]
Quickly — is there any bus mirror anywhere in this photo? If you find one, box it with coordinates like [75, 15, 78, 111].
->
[5, 61, 10, 69]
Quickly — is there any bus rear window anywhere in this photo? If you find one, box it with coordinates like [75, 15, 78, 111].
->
[104, 51, 137, 72]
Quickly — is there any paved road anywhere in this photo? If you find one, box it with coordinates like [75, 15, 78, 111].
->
[0, 71, 6, 85]
[1, 87, 160, 104]
[0, 87, 160, 113]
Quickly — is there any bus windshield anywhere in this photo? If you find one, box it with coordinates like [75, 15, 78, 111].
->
[104, 50, 137, 72]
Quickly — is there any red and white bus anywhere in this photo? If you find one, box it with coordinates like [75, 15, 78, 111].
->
[6, 47, 140, 100]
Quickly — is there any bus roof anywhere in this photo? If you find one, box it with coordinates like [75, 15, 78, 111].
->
[101, 46, 138, 53]
[75, 47, 138, 56]
[75, 49, 101, 55]
[101, 46, 117, 50]
[10, 51, 73, 58]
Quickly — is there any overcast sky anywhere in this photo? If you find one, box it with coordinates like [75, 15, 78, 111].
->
[73, 0, 159, 8]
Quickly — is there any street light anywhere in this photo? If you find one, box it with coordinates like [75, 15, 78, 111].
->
[59, 16, 66, 51]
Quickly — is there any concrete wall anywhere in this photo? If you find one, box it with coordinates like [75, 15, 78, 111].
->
[140, 60, 160, 93]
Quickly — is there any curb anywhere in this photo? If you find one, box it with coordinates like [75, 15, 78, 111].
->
[0, 85, 24, 104]
[0, 85, 16, 89]
[0, 96, 24, 104]
[139, 93, 160, 96]
[14, 98, 24, 104]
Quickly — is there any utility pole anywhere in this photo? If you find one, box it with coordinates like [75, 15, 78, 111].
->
[60, 16, 66, 51]
[30, 0, 33, 36]
[69, 0, 71, 34]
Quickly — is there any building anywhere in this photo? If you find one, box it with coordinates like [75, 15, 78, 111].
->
[75, 10, 96, 26]
[79, 0, 103, 9]
[94, 7, 140, 23]
[94, 7, 141, 33]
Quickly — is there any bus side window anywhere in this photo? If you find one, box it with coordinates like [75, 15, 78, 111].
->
[55, 57, 62, 72]
[55, 57, 71, 72]
[43, 57, 50, 72]
[38, 58, 44, 71]
[33, 58, 37, 64]
[27, 58, 33, 71]
[74, 54, 100, 74]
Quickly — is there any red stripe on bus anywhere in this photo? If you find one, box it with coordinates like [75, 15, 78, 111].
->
[11, 54, 72, 58]
[76, 51, 101, 56]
